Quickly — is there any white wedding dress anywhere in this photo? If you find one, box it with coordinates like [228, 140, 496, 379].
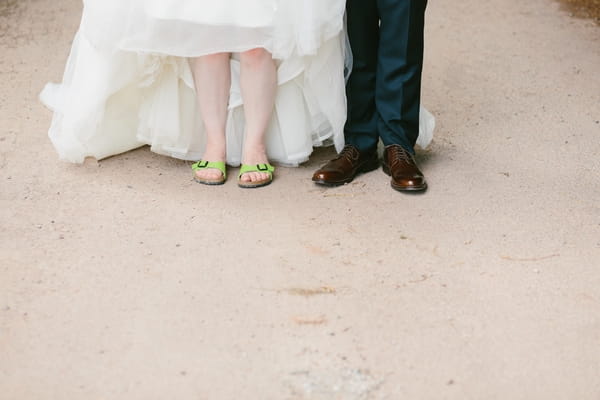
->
[41, 0, 434, 166]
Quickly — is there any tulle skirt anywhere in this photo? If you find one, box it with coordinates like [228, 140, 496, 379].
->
[41, 0, 433, 165]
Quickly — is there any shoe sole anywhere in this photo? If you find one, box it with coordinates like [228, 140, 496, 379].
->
[194, 178, 226, 186]
[382, 164, 428, 192]
[390, 182, 428, 192]
[238, 179, 273, 189]
[312, 158, 380, 186]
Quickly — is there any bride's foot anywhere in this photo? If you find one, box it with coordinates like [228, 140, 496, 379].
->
[239, 146, 270, 184]
[193, 144, 227, 185]
[238, 145, 275, 188]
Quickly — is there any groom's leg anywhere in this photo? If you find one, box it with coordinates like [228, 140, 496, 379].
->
[344, 0, 380, 154]
[376, 0, 427, 154]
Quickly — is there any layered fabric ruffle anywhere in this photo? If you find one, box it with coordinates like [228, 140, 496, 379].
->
[41, 0, 433, 165]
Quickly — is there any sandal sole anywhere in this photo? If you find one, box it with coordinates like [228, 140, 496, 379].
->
[194, 177, 226, 186]
[237, 179, 273, 189]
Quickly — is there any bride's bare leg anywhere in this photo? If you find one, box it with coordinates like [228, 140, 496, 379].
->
[239, 48, 277, 183]
[191, 53, 231, 180]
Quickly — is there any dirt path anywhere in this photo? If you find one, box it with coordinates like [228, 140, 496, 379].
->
[1, 0, 599, 398]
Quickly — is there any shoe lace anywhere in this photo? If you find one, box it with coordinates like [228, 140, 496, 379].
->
[336, 145, 360, 162]
[389, 146, 412, 166]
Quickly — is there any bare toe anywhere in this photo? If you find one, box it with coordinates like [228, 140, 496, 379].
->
[195, 169, 221, 180]
[240, 172, 251, 183]
[257, 172, 269, 182]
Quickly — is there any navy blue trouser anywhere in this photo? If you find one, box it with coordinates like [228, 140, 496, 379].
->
[344, 0, 428, 154]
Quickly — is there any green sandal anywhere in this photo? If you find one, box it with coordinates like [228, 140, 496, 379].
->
[238, 163, 275, 189]
[192, 160, 227, 185]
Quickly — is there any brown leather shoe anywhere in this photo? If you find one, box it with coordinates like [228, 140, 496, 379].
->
[312, 145, 379, 186]
[382, 144, 427, 192]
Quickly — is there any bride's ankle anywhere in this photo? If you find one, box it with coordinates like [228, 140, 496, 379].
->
[202, 147, 226, 161]
[241, 143, 267, 161]
[203, 136, 226, 158]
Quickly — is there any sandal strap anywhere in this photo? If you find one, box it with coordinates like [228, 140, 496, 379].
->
[238, 163, 275, 178]
[191, 160, 227, 179]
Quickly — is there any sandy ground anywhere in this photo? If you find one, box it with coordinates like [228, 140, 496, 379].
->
[1, 0, 599, 398]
